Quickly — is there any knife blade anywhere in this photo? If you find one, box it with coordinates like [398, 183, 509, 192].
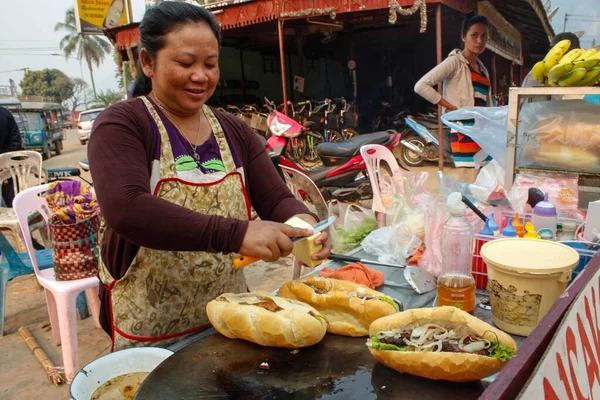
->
[233, 216, 335, 268]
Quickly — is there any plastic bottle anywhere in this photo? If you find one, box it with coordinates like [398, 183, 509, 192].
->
[513, 213, 525, 238]
[558, 221, 577, 241]
[437, 192, 476, 313]
[524, 222, 541, 239]
[502, 218, 518, 237]
[531, 193, 558, 236]
[489, 212, 499, 236]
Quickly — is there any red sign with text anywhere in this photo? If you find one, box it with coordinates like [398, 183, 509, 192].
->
[519, 269, 600, 399]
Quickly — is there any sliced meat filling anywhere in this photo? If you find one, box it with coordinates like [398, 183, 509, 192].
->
[239, 300, 283, 312]
[304, 282, 329, 295]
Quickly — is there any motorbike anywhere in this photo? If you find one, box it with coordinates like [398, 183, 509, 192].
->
[370, 100, 409, 132]
[399, 114, 452, 167]
[45, 161, 92, 185]
[263, 102, 404, 202]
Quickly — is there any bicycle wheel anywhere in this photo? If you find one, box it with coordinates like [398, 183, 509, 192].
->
[304, 131, 323, 162]
[328, 130, 344, 142]
[285, 137, 306, 162]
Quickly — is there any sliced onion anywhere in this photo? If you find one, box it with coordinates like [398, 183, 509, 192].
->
[483, 340, 492, 349]
[462, 341, 487, 353]
[376, 331, 395, 339]
[411, 326, 427, 338]
[412, 328, 435, 344]
[422, 340, 443, 352]
[393, 331, 402, 339]
[434, 329, 456, 341]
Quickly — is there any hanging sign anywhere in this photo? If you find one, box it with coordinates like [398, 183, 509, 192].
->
[74, 0, 133, 34]
[518, 267, 600, 399]
[478, 1, 522, 65]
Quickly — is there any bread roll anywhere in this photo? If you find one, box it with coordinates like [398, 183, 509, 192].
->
[206, 291, 327, 348]
[278, 276, 401, 337]
[367, 307, 517, 382]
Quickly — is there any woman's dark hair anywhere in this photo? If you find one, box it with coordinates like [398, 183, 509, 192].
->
[461, 12, 489, 37]
[132, 2, 222, 97]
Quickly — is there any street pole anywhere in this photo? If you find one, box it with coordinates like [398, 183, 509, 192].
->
[79, 58, 87, 107]
[123, 61, 129, 100]
[563, 13, 568, 32]
[436, 3, 443, 172]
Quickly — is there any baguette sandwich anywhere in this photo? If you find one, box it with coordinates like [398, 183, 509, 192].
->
[278, 276, 401, 337]
[206, 291, 327, 348]
[367, 307, 517, 382]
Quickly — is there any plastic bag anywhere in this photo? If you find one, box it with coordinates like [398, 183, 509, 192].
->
[416, 195, 447, 277]
[362, 223, 422, 265]
[518, 100, 600, 173]
[328, 201, 378, 254]
[383, 168, 428, 238]
[468, 160, 511, 207]
[441, 106, 509, 166]
[442, 101, 600, 173]
[508, 172, 582, 218]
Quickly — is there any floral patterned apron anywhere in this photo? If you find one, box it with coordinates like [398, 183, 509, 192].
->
[99, 96, 249, 351]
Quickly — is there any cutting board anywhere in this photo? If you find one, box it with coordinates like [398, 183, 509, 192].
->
[135, 333, 488, 399]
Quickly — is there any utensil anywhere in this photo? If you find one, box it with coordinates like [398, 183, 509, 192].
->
[233, 216, 336, 268]
[327, 253, 437, 294]
[461, 195, 488, 222]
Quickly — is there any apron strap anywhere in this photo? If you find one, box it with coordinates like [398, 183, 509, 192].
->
[139, 96, 178, 178]
[203, 106, 237, 174]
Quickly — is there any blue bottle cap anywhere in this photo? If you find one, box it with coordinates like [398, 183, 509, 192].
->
[480, 219, 494, 236]
[488, 213, 499, 232]
[502, 218, 518, 237]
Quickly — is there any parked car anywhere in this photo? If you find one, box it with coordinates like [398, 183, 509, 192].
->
[77, 108, 105, 145]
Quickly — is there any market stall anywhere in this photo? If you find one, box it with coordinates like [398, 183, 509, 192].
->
[131, 244, 598, 399]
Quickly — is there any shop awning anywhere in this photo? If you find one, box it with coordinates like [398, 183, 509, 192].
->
[486, 0, 554, 54]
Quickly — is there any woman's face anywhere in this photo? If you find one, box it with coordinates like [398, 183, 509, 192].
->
[463, 23, 488, 55]
[142, 22, 220, 116]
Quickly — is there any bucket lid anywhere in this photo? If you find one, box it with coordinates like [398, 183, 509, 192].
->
[481, 238, 580, 275]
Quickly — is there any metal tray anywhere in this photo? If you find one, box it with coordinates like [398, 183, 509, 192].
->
[135, 332, 490, 399]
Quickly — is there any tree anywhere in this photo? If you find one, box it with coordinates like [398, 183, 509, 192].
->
[113, 49, 133, 91]
[96, 89, 123, 106]
[55, 7, 112, 99]
[20, 69, 74, 103]
[65, 78, 91, 111]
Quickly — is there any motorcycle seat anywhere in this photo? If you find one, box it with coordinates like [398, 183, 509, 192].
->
[45, 167, 81, 178]
[303, 121, 319, 129]
[317, 131, 390, 157]
[307, 166, 331, 183]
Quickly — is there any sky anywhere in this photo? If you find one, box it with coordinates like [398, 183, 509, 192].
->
[0, 0, 598, 96]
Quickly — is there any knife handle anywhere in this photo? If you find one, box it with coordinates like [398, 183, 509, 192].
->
[233, 255, 259, 268]
[328, 253, 361, 263]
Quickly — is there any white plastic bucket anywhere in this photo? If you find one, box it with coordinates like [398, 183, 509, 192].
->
[481, 238, 579, 336]
[69, 347, 173, 400]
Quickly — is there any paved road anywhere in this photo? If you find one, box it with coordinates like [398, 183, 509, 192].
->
[42, 129, 87, 169]
[40, 129, 92, 183]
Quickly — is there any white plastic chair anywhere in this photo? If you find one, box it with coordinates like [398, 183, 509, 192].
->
[0, 151, 43, 252]
[13, 184, 101, 383]
[279, 165, 329, 279]
[360, 145, 403, 227]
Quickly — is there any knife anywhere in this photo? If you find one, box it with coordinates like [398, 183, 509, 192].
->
[233, 216, 335, 268]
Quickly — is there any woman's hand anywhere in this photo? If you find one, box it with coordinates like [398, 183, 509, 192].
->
[239, 220, 313, 262]
[294, 214, 332, 263]
[438, 98, 458, 111]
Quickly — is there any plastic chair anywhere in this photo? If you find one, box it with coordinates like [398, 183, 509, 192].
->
[279, 165, 329, 279]
[13, 184, 101, 383]
[279, 165, 329, 221]
[360, 145, 403, 226]
[0, 151, 43, 252]
[0, 230, 53, 335]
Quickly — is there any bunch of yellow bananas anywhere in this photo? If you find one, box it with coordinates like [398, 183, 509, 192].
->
[531, 40, 600, 87]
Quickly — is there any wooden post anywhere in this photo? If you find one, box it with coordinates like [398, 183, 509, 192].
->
[277, 19, 289, 115]
[436, 3, 444, 171]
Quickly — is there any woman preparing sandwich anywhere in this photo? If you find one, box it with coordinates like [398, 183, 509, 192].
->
[88, 2, 330, 350]
[414, 12, 491, 182]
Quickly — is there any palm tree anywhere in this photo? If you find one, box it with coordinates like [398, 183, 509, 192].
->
[55, 7, 112, 99]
